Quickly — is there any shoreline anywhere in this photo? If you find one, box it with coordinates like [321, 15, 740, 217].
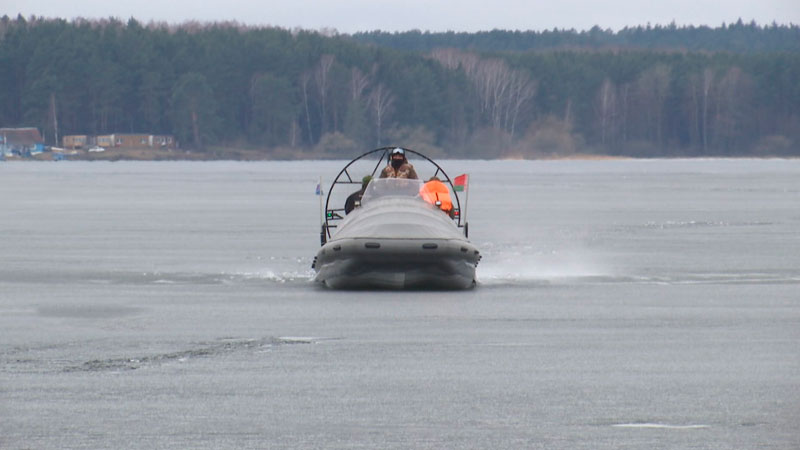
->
[3, 148, 797, 162]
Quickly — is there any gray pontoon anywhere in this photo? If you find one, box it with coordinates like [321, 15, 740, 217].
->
[312, 148, 480, 289]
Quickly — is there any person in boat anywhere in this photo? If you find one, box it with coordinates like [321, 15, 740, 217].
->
[344, 175, 372, 214]
[380, 148, 418, 179]
[420, 176, 454, 217]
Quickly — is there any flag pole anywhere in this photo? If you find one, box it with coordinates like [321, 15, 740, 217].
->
[318, 176, 324, 227]
[463, 173, 469, 226]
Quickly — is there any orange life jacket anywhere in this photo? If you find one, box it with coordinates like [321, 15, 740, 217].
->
[419, 180, 453, 213]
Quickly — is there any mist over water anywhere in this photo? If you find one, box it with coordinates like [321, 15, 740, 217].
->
[1, 159, 799, 449]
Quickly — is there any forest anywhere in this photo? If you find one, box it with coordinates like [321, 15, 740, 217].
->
[1, 15, 798, 158]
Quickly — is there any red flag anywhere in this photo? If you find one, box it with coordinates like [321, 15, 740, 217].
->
[453, 174, 468, 191]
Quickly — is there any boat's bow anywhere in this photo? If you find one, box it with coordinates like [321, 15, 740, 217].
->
[314, 179, 480, 289]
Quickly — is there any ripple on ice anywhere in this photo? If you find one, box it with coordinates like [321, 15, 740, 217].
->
[612, 423, 710, 429]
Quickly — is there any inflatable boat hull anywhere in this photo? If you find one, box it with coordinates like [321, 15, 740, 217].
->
[314, 237, 479, 289]
[313, 177, 480, 290]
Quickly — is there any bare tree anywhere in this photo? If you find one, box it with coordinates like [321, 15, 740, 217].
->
[481, 59, 509, 129]
[701, 68, 713, 153]
[476, 59, 536, 137]
[506, 69, 537, 139]
[595, 78, 617, 146]
[714, 66, 753, 152]
[299, 71, 314, 144]
[429, 48, 479, 74]
[430, 50, 535, 138]
[290, 119, 299, 148]
[633, 64, 671, 146]
[368, 83, 395, 146]
[349, 67, 369, 102]
[686, 68, 715, 152]
[314, 54, 335, 134]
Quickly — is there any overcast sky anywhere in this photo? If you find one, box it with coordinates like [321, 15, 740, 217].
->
[4, 0, 799, 32]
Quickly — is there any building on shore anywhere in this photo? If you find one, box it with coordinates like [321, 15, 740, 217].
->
[63, 134, 92, 149]
[1, 128, 45, 156]
[65, 133, 176, 150]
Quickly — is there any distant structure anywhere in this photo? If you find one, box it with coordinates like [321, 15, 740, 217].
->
[62, 133, 176, 150]
[0, 128, 45, 156]
[62, 135, 89, 149]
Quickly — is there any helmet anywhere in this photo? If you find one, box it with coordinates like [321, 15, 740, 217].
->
[389, 147, 405, 163]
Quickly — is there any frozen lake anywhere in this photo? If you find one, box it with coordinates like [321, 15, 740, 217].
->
[1, 159, 799, 449]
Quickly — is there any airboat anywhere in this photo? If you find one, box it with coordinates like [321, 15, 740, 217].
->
[312, 147, 480, 289]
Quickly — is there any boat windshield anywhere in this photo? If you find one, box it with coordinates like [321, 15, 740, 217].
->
[360, 178, 424, 205]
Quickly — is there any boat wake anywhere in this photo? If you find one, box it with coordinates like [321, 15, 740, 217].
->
[84, 268, 316, 286]
[221, 269, 315, 284]
[476, 248, 609, 286]
[473, 241, 800, 287]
